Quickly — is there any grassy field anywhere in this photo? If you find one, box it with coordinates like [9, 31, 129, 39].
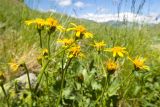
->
[0, 0, 160, 106]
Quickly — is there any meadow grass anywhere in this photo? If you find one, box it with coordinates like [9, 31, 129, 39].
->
[0, 0, 160, 106]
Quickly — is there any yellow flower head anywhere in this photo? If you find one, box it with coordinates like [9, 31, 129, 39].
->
[105, 46, 127, 57]
[42, 48, 49, 57]
[128, 56, 150, 71]
[8, 58, 25, 72]
[8, 62, 20, 72]
[37, 49, 49, 64]
[46, 17, 58, 27]
[106, 59, 118, 74]
[37, 55, 43, 65]
[68, 45, 84, 58]
[57, 38, 74, 47]
[75, 25, 86, 32]
[93, 41, 106, 52]
[34, 18, 46, 27]
[45, 17, 64, 32]
[67, 23, 93, 39]
[25, 18, 46, 28]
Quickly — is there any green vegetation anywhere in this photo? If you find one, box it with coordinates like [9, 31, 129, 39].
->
[0, 0, 160, 106]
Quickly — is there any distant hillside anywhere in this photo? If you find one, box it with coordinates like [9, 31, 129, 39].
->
[0, 0, 100, 31]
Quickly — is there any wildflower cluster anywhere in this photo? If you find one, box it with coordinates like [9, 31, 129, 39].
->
[25, 17, 64, 32]
[1, 16, 151, 107]
[25, 16, 150, 88]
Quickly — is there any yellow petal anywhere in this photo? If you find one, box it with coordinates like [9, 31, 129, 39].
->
[84, 32, 93, 38]
[143, 66, 150, 71]
[118, 52, 124, 57]
[66, 28, 75, 32]
[113, 52, 117, 57]
[69, 54, 73, 58]
[25, 20, 34, 25]
[57, 25, 65, 32]
[76, 31, 81, 37]
[8, 63, 19, 72]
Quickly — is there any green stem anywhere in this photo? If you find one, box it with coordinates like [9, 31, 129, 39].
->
[114, 56, 118, 61]
[122, 74, 134, 98]
[23, 63, 32, 92]
[108, 71, 133, 95]
[1, 85, 9, 107]
[23, 63, 33, 107]
[38, 30, 43, 48]
[80, 82, 84, 106]
[56, 58, 72, 107]
[34, 60, 50, 93]
[94, 54, 108, 106]
[94, 75, 108, 105]
[44, 72, 51, 107]
[47, 33, 51, 56]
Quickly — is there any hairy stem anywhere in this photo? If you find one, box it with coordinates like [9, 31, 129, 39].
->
[34, 60, 50, 93]
[56, 58, 73, 107]
[38, 30, 43, 48]
[1, 85, 10, 107]
[47, 33, 51, 56]
[23, 63, 32, 92]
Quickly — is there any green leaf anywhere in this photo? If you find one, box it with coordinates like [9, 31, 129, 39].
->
[91, 81, 101, 90]
[63, 87, 72, 98]
[108, 78, 120, 96]
[133, 86, 141, 96]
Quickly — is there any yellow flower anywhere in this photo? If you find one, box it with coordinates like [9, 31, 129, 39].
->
[25, 20, 34, 26]
[42, 48, 49, 57]
[128, 56, 150, 71]
[45, 17, 64, 32]
[106, 59, 118, 74]
[8, 59, 25, 72]
[8, 62, 20, 72]
[105, 46, 127, 57]
[37, 49, 49, 64]
[37, 55, 43, 65]
[57, 38, 74, 47]
[67, 23, 93, 39]
[68, 45, 84, 58]
[25, 18, 46, 28]
[93, 41, 106, 52]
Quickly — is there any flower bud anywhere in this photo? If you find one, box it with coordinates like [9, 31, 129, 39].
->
[0, 71, 5, 85]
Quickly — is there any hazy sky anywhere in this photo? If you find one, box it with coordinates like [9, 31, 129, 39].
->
[24, 0, 160, 23]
